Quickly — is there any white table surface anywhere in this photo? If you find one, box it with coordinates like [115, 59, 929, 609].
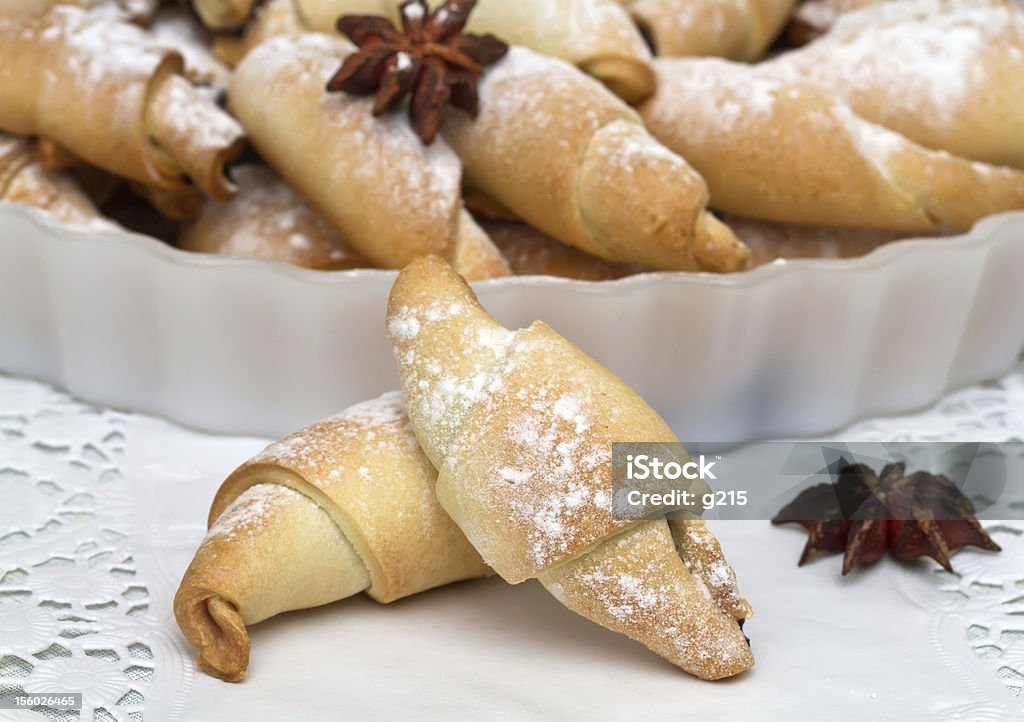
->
[1, 368, 1022, 721]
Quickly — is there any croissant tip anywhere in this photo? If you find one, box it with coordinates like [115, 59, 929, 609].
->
[403, 254, 460, 279]
[198, 656, 247, 684]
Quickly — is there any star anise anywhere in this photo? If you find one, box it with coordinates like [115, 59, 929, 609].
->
[772, 462, 1001, 575]
[326, 0, 509, 144]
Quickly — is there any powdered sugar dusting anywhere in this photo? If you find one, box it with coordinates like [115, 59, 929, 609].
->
[389, 284, 635, 574]
[768, 0, 1024, 124]
[598, 120, 686, 177]
[830, 102, 913, 182]
[250, 391, 415, 484]
[623, 0, 734, 53]
[648, 58, 781, 142]
[578, 569, 660, 621]
[388, 298, 514, 461]
[387, 309, 422, 342]
[498, 467, 532, 484]
[506, 410, 611, 564]
[540, 523, 753, 677]
[454, 331, 618, 569]
[647, 57, 935, 185]
[674, 521, 750, 619]
[239, 34, 462, 235]
[11, 5, 241, 169]
[206, 483, 303, 542]
[155, 74, 244, 153]
[33, 5, 165, 91]
[339, 391, 409, 429]
[184, 162, 360, 269]
[470, 47, 615, 151]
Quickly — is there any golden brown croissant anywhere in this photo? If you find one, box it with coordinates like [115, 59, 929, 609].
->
[174, 393, 490, 682]
[0, 6, 245, 202]
[766, 0, 1024, 170]
[388, 256, 754, 680]
[442, 48, 749, 272]
[229, 33, 510, 279]
[641, 58, 1024, 231]
[179, 164, 367, 270]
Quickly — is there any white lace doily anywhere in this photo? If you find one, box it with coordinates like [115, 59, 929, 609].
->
[0, 378, 264, 722]
[0, 368, 1022, 721]
[836, 369, 1024, 719]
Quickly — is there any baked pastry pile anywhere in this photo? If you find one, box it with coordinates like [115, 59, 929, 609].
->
[176, 256, 754, 682]
[1, 0, 1021, 277]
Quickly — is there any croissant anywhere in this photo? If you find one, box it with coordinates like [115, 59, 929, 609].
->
[0, 133, 109, 227]
[640, 58, 1024, 231]
[179, 164, 367, 270]
[0, 7, 245, 202]
[617, 0, 797, 59]
[766, 0, 1024, 170]
[483, 220, 644, 281]
[174, 392, 491, 683]
[442, 48, 749, 272]
[291, 0, 656, 104]
[230, 33, 510, 279]
[387, 256, 754, 680]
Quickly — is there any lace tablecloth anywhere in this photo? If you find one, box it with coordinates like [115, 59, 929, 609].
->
[1, 369, 1022, 721]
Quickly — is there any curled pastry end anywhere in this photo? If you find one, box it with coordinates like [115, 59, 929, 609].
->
[149, 74, 246, 202]
[539, 522, 755, 681]
[580, 57, 656, 106]
[174, 588, 251, 683]
[693, 214, 751, 273]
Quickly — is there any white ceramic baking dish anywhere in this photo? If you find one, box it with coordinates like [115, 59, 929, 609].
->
[1, 202, 1022, 441]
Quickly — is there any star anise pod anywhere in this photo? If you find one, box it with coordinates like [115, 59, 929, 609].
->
[326, 0, 509, 144]
[772, 462, 1001, 575]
